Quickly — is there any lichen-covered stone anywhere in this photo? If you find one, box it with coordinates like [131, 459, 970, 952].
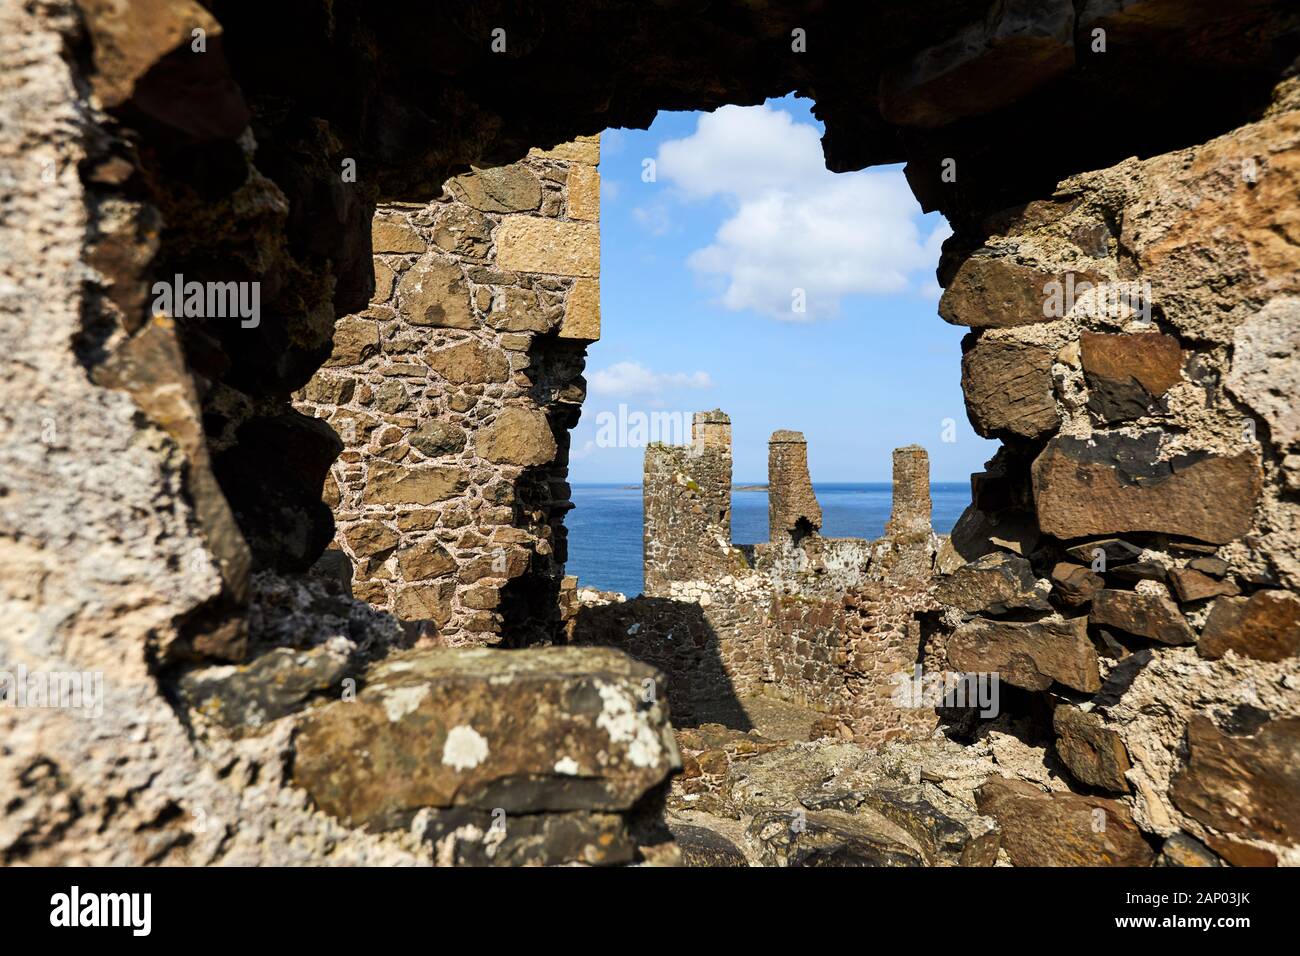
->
[292, 646, 680, 830]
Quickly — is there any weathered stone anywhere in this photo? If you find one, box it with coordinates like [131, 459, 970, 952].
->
[1091, 589, 1195, 645]
[362, 462, 468, 505]
[1171, 715, 1300, 846]
[371, 217, 425, 253]
[1032, 434, 1261, 545]
[449, 165, 541, 213]
[1198, 591, 1300, 661]
[478, 406, 557, 466]
[746, 809, 925, 867]
[961, 336, 1058, 438]
[1050, 562, 1103, 607]
[935, 552, 1048, 616]
[324, 316, 380, 367]
[528, 137, 600, 164]
[373, 259, 396, 302]
[1053, 706, 1132, 793]
[1064, 538, 1143, 567]
[558, 277, 600, 340]
[292, 647, 679, 830]
[669, 823, 748, 867]
[1187, 556, 1230, 578]
[432, 206, 491, 256]
[373, 380, 409, 413]
[1156, 833, 1222, 867]
[396, 542, 456, 581]
[420, 807, 638, 867]
[343, 520, 399, 559]
[490, 286, 558, 333]
[396, 258, 474, 329]
[947, 616, 1100, 692]
[854, 787, 1000, 866]
[425, 340, 509, 384]
[301, 374, 356, 405]
[496, 218, 599, 277]
[1225, 297, 1300, 453]
[393, 580, 455, 625]
[879, 0, 1074, 128]
[1080, 331, 1183, 422]
[567, 163, 600, 221]
[178, 643, 353, 730]
[975, 777, 1154, 867]
[1168, 567, 1239, 603]
[940, 257, 1098, 329]
[409, 421, 467, 457]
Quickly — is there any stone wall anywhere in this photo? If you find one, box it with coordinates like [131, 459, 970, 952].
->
[932, 75, 1300, 865]
[574, 418, 940, 744]
[293, 140, 601, 646]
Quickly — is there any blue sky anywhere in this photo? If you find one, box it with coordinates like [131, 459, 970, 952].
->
[569, 95, 997, 483]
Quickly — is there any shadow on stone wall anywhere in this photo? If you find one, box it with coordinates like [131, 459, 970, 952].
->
[570, 598, 753, 731]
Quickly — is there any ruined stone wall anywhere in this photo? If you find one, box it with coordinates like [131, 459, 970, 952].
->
[293, 140, 601, 646]
[576, 419, 940, 743]
[933, 75, 1300, 864]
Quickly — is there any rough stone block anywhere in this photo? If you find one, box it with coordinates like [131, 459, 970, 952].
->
[496, 218, 599, 277]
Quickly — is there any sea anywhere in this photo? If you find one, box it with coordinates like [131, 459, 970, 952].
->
[566, 482, 970, 596]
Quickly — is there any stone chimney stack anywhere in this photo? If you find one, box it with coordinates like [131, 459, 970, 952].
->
[693, 409, 731, 452]
[885, 445, 932, 541]
[768, 430, 823, 545]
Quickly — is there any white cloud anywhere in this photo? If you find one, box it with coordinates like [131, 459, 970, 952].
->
[654, 103, 947, 320]
[589, 361, 713, 397]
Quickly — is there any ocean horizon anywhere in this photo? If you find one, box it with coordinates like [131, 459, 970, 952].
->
[566, 481, 970, 596]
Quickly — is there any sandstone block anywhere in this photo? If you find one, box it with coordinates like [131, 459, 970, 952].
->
[396, 541, 456, 581]
[940, 256, 1100, 328]
[961, 337, 1059, 438]
[1198, 590, 1300, 661]
[496, 218, 599, 277]
[558, 277, 600, 340]
[934, 552, 1049, 615]
[343, 520, 399, 559]
[371, 217, 425, 253]
[362, 461, 468, 505]
[1050, 562, 1103, 607]
[478, 406, 557, 466]
[1171, 715, 1300, 846]
[324, 316, 380, 367]
[393, 579, 455, 625]
[1081, 331, 1184, 421]
[449, 165, 542, 213]
[410, 421, 467, 457]
[975, 778, 1154, 867]
[397, 257, 474, 329]
[1168, 567, 1238, 603]
[292, 647, 679, 830]
[947, 615, 1099, 692]
[1053, 706, 1132, 793]
[1090, 589, 1194, 645]
[425, 340, 509, 385]
[567, 163, 600, 221]
[1032, 433, 1261, 544]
